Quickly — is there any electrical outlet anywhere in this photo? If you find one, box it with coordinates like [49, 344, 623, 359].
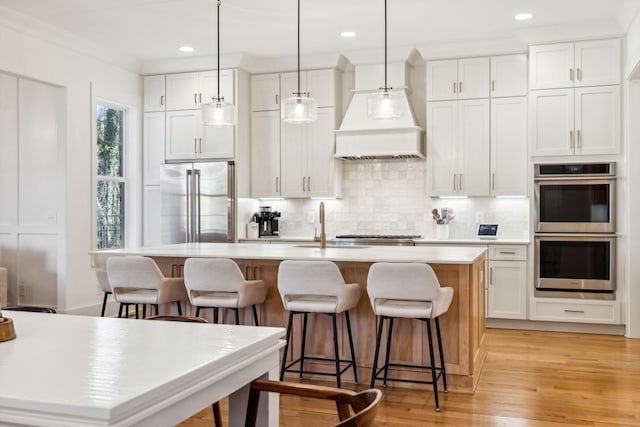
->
[475, 212, 485, 223]
[306, 211, 315, 224]
[19, 285, 26, 298]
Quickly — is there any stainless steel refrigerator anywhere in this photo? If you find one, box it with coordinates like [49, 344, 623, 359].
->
[160, 161, 236, 244]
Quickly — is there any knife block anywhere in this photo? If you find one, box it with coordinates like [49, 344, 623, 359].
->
[0, 317, 16, 342]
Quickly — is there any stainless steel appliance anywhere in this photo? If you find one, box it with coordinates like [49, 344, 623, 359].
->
[254, 207, 280, 237]
[534, 162, 615, 233]
[534, 234, 615, 299]
[160, 161, 235, 244]
[534, 162, 616, 300]
[332, 235, 420, 246]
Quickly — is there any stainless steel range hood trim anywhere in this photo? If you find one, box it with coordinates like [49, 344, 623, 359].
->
[334, 127, 425, 160]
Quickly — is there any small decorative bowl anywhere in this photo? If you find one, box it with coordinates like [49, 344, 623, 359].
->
[0, 317, 16, 342]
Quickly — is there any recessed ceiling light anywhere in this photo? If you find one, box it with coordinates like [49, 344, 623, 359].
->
[179, 46, 194, 53]
[340, 31, 357, 38]
[514, 13, 533, 21]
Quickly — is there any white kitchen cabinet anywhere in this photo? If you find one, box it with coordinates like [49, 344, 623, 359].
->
[166, 70, 234, 111]
[530, 86, 620, 156]
[143, 112, 165, 185]
[143, 186, 161, 246]
[490, 54, 528, 97]
[165, 110, 234, 161]
[529, 39, 620, 90]
[487, 245, 527, 320]
[490, 97, 527, 196]
[530, 298, 620, 324]
[426, 99, 490, 196]
[281, 108, 341, 198]
[251, 73, 280, 111]
[143, 75, 165, 112]
[281, 69, 338, 108]
[427, 57, 490, 101]
[250, 111, 281, 198]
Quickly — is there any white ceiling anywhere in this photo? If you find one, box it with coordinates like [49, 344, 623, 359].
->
[1, 0, 639, 63]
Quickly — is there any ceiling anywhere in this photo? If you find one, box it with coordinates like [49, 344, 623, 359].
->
[1, 0, 639, 63]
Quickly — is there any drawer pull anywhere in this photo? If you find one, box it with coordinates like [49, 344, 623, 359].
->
[564, 309, 585, 314]
[499, 251, 517, 255]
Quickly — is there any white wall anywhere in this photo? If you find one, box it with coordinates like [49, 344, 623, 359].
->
[0, 13, 142, 312]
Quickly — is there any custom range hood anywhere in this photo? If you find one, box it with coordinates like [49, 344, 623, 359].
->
[335, 60, 425, 160]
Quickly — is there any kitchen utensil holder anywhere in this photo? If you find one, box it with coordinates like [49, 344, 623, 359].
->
[436, 224, 449, 240]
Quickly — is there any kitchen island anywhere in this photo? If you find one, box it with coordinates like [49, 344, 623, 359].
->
[91, 243, 487, 393]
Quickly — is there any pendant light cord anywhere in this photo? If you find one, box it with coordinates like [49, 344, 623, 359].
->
[384, 0, 388, 92]
[217, 0, 221, 100]
[297, 0, 301, 96]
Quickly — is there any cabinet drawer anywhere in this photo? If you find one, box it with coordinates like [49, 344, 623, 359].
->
[531, 299, 620, 324]
[488, 245, 526, 261]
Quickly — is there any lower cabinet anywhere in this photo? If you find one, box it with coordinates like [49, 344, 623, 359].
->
[530, 299, 621, 324]
[486, 245, 527, 320]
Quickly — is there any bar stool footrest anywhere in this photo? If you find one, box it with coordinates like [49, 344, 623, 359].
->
[372, 362, 445, 386]
[283, 356, 355, 377]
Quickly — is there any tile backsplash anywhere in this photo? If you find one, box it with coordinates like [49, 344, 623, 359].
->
[249, 160, 530, 240]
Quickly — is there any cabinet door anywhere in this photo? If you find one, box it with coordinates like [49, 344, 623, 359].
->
[200, 70, 235, 105]
[574, 39, 620, 87]
[529, 89, 574, 156]
[487, 260, 527, 319]
[251, 111, 281, 198]
[143, 75, 166, 112]
[458, 99, 490, 196]
[281, 121, 308, 198]
[143, 186, 161, 246]
[490, 97, 527, 196]
[165, 110, 198, 161]
[490, 54, 527, 97]
[426, 101, 458, 196]
[307, 109, 336, 197]
[306, 69, 336, 108]
[201, 120, 234, 159]
[281, 71, 307, 102]
[575, 86, 620, 155]
[426, 59, 458, 101]
[251, 73, 280, 111]
[166, 72, 200, 110]
[529, 43, 574, 90]
[457, 57, 490, 100]
[143, 112, 165, 185]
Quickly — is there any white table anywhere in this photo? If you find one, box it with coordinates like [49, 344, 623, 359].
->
[0, 312, 285, 427]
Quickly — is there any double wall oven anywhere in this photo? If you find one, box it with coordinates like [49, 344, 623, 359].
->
[534, 163, 616, 300]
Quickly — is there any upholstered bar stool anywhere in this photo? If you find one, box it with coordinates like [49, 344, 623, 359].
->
[277, 260, 361, 388]
[93, 254, 113, 317]
[183, 258, 268, 325]
[106, 256, 188, 318]
[367, 262, 454, 411]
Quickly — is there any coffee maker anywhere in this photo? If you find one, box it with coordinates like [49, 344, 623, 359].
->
[254, 207, 281, 237]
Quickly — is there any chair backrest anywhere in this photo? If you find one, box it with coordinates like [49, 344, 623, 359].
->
[4, 306, 56, 313]
[278, 260, 346, 298]
[245, 380, 382, 427]
[146, 315, 207, 323]
[183, 258, 245, 293]
[106, 256, 165, 290]
[93, 254, 112, 293]
[367, 262, 443, 303]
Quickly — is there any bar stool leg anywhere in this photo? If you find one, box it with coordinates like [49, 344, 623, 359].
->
[280, 311, 294, 381]
[195, 306, 200, 317]
[125, 304, 130, 318]
[252, 305, 260, 326]
[118, 303, 124, 318]
[154, 304, 159, 316]
[382, 317, 394, 387]
[345, 311, 358, 383]
[370, 316, 385, 387]
[213, 308, 219, 324]
[234, 308, 240, 325]
[142, 304, 147, 319]
[299, 313, 308, 379]
[331, 313, 341, 388]
[426, 318, 440, 411]
[435, 317, 447, 392]
[101, 292, 111, 317]
[176, 301, 182, 315]
[135, 304, 139, 319]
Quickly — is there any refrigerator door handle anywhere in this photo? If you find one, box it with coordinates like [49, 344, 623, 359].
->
[185, 169, 193, 243]
[194, 169, 201, 242]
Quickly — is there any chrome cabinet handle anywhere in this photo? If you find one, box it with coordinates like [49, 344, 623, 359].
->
[194, 93, 198, 105]
[499, 251, 517, 255]
[275, 177, 280, 193]
[307, 176, 311, 192]
[453, 82, 456, 94]
[569, 130, 574, 148]
[489, 267, 493, 285]
[492, 173, 496, 191]
[199, 138, 203, 153]
[275, 94, 279, 105]
[160, 95, 164, 105]
[577, 68, 582, 81]
[459, 174, 463, 191]
[458, 82, 462, 93]
[194, 138, 197, 153]
[453, 174, 456, 191]
[576, 130, 581, 148]
[491, 80, 495, 92]
[199, 93, 202, 104]
[302, 176, 306, 192]
[569, 68, 574, 81]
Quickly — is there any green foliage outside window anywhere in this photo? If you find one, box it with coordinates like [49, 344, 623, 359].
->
[96, 105, 125, 249]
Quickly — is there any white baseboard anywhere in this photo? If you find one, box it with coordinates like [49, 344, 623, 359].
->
[486, 318, 626, 335]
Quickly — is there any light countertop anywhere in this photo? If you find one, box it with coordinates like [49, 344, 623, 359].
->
[93, 242, 487, 265]
[239, 237, 529, 245]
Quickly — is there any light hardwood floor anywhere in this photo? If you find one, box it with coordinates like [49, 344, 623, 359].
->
[179, 328, 640, 426]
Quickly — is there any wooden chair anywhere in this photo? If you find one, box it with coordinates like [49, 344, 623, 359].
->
[146, 314, 222, 427]
[245, 380, 382, 427]
[4, 306, 56, 313]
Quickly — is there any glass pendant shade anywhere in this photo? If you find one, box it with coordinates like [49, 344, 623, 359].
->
[202, 98, 235, 126]
[282, 95, 318, 123]
[367, 90, 403, 120]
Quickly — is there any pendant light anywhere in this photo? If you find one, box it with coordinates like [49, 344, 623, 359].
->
[282, 0, 318, 123]
[367, 0, 402, 120]
[202, 0, 235, 127]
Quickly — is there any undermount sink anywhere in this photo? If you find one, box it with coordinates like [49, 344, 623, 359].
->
[294, 244, 367, 249]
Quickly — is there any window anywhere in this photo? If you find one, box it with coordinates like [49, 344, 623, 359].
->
[96, 103, 126, 249]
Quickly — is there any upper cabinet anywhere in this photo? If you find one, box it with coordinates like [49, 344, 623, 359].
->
[165, 110, 234, 161]
[251, 73, 280, 111]
[165, 70, 234, 111]
[144, 75, 166, 112]
[490, 97, 527, 196]
[427, 57, 490, 101]
[281, 69, 338, 108]
[490, 54, 528, 97]
[529, 39, 620, 90]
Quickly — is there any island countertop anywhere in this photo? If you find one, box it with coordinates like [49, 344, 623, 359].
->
[91, 242, 487, 264]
